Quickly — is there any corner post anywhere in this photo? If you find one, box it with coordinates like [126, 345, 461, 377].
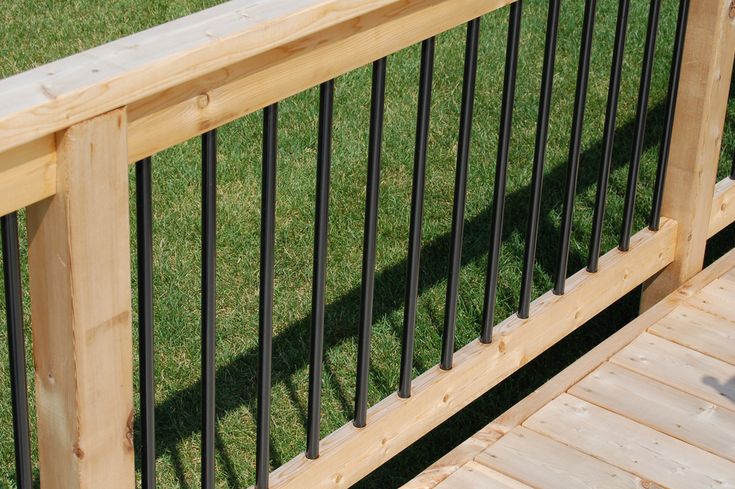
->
[26, 108, 135, 488]
[640, 0, 735, 311]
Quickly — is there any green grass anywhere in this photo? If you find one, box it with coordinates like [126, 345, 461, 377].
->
[2, 1, 735, 487]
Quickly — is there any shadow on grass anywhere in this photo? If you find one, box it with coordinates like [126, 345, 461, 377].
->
[359, 221, 735, 487]
[142, 100, 667, 487]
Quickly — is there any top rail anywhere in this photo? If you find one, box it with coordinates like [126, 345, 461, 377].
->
[0, 0, 514, 217]
[0, 0, 392, 153]
[0, 0, 512, 157]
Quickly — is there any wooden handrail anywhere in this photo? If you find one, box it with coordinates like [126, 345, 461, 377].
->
[1, 0, 515, 216]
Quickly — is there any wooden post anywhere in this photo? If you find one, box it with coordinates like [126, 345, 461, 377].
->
[640, 0, 735, 311]
[26, 108, 135, 488]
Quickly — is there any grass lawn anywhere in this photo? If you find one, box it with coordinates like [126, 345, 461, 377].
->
[2, 0, 735, 487]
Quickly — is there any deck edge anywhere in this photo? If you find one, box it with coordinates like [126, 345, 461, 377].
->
[403, 246, 735, 489]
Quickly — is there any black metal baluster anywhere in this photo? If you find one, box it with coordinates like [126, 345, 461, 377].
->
[649, 0, 690, 231]
[201, 130, 217, 489]
[481, 2, 524, 343]
[442, 18, 480, 369]
[619, 0, 661, 250]
[136, 157, 156, 489]
[399, 38, 434, 398]
[256, 104, 278, 487]
[355, 58, 387, 427]
[731, 150, 735, 180]
[306, 81, 333, 458]
[588, 0, 630, 272]
[1, 213, 32, 489]
[554, 0, 597, 295]
[518, 1, 560, 318]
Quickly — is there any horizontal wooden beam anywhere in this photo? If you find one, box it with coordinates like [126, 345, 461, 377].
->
[266, 218, 678, 489]
[0, 136, 56, 216]
[0, 0, 515, 204]
[126, 0, 513, 162]
[0, 0, 515, 159]
[0, 0, 393, 154]
[708, 177, 735, 238]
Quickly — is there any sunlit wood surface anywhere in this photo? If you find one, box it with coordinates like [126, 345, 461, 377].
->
[407, 254, 735, 489]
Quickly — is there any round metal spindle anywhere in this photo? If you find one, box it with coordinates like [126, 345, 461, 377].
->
[355, 58, 387, 427]
[518, 1, 560, 319]
[481, 2, 524, 343]
[442, 18, 480, 370]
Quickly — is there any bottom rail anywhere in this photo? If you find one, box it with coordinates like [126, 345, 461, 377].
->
[267, 218, 677, 489]
[708, 177, 735, 238]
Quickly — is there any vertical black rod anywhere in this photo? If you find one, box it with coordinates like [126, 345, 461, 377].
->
[399, 39, 434, 398]
[354, 58, 387, 427]
[619, 0, 661, 250]
[518, 1, 560, 319]
[442, 19, 480, 370]
[256, 105, 278, 487]
[588, 0, 630, 272]
[201, 130, 217, 489]
[481, 2, 524, 343]
[554, 0, 597, 295]
[731, 149, 735, 180]
[306, 81, 333, 458]
[1, 213, 33, 489]
[649, 0, 690, 230]
[136, 157, 156, 489]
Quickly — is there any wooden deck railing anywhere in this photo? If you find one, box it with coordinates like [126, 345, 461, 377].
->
[1, 1, 734, 488]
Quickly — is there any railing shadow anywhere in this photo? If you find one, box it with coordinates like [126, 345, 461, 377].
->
[702, 375, 735, 406]
[146, 100, 666, 487]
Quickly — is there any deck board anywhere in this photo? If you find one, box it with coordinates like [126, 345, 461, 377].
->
[475, 427, 648, 489]
[570, 362, 735, 462]
[525, 394, 735, 489]
[649, 304, 735, 364]
[434, 461, 531, 489]
[611, 333, 735, 410]
[405, 249, 735, 489]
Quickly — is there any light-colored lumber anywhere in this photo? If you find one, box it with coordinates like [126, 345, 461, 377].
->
[525, 394, 735, 489]
[611, 333, 735, 412]
[475, 427, 648, 489]
[687, 276, 735, 324]
[403, 247, 735, 489]
[0, 0, 515, 158]
[401, 430, 503, 489]
[265, 218, 676, 489]
[571, 362, 735, 462]
[649, 303, 735, 364]
[435, 461, 530, 489]
[26, 109, 134, 489]
[640, 0, 735, 310]
[0, 136, 56, 215]
[127, 0, 513, 161]
[709, 177, 735, 238]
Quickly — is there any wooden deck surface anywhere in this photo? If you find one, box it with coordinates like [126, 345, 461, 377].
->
[405, 251, 735, 489]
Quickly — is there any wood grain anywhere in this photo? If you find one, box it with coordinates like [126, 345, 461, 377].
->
[640, 0, 735, 310]
[571, 362, 735, 462]
[0, 136, 56, 215]
[26, 109, 134, 489]
[611, 333, 735, 412]
[476, 427, 648, 489]
[709, 177, 735, 238]
[525, 394, 735, 489]
[265, 219, 676, 489]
